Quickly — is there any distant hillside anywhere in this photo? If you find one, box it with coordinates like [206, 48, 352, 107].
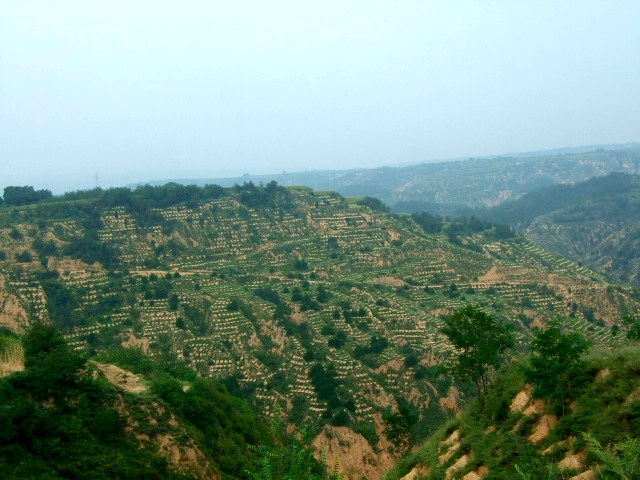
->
[0, 182, 638, 478]
[143, 146, 640, 216]
[484, 173, 640, 285]
[387, 330, 640, 480]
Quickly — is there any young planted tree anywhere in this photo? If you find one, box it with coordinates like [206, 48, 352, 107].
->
[623, 314, 640, 340]
[440, 304, 514, 396]
[523, 320, 590, 409]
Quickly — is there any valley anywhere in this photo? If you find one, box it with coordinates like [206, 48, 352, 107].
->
[0, 181, 638, 478]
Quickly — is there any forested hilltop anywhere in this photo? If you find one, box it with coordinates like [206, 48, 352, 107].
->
[483, 173, 640, 286]
[0, 181, 638, 478]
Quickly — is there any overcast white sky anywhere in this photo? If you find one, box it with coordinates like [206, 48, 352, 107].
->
[2, 1, 639, 193]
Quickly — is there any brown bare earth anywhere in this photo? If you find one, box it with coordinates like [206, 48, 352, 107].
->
[462, 465, 489, 480]
[438, 430, 461, 465]
[368, 276, 406, 287]
[439, 386, 461, 413]
[510, 384, 532, 412]
[569, 468, 597, 480]
[154, 433, 214, 480]
[312, 420, 395, 480]
[559, 451, 586, 471]
[400, 465, 430, 480]
[0, 274, 27, 332]
[0, 342, 24, 377]
[113, 394, 215, 479]
[528, 414, 557, 443]
[93, 362, 148, 393]
[121, 329, 151, 353]
[477, 266, 502, 284]
[446, 453, 471, 479]
[372, 358, 404, 374]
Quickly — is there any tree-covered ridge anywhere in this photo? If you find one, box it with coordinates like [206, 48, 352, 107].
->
[0, 182, 638, 477]
[483, 172, 640, 228]
[0, 180, 292, 211]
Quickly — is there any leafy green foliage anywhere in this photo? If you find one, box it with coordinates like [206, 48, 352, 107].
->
[388, 343, 640, 480]
[21, 322, 86, 402]
[247, 407, 344, 480]
[524, 321, 590, 405]
[357, 196, 389, 213]
[255, 287, 283, 305]
[584, 433, 640, 480]
[411, 211, 443, 233]
[0, 323, 284, 479]
[14, 250, 32, 263]
[151, 375, 273, 476]
[623, 314, 640, 340]
[38, 272, 79, 331]
[234, 181, 294, 210]
[441, 304, 514, 396]
[383, 404, 417, 457]
[3, 185, 53, 206]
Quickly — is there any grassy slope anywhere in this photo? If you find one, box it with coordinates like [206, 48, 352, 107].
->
[386, 342, 640, 480]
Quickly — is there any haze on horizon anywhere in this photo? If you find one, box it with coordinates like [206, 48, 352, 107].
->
[2, 1, 640, 194]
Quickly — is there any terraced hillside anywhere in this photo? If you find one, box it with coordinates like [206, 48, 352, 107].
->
[0, 183, 638, 479]
[485, 173, 640, 285]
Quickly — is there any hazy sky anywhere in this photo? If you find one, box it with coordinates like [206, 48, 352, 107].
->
[2, 1, 640, 193]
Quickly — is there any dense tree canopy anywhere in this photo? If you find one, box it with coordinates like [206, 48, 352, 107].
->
[3, 186, 52, 206]
[440, 305, 514, 396]
[524, 320, 590, 405]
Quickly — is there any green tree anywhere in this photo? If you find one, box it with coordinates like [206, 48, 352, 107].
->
[523, 320, 590, 407]
[383, 404, 417, 457]
[247, 406, 343, 480]
[357, 196, 389, 213]
[440, 304, 514, 396]
[3, 185, 52, 206]
[623, 314, 640, 340]
[168, 293, 180, 311]
[21, 321, 86, 401]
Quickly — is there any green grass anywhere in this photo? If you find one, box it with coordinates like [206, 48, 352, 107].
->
[386, 343, 640, 480]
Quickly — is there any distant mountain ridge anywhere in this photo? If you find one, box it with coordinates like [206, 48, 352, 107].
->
[138, 144, 640, 216]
